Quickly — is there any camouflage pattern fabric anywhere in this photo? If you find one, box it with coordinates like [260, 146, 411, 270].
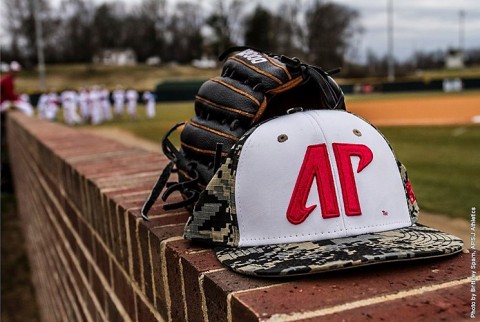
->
[215, 225, 464, 277]
[184, 126, 254, 246]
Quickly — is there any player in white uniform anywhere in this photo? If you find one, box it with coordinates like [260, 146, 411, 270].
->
[89, 86, 103, 125]
[125, 89, 139, 119]
[45, 92, 60, 121]
[112, 86, 125, 118]
[142, 90, 156, 119]
[61, 89, 82, 125]
[100, 86, 113, 121]
[16, 94, 34, 117]
[78, 88, 91, 122]
[37, 93, 49, 119]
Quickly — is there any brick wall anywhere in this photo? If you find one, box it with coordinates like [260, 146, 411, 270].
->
[7, 111, 475, 322]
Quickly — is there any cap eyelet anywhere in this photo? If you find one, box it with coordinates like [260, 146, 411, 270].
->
[287, 107, 303, 114]
[353, 129, 362, 137]
[277, 134, 288, 142]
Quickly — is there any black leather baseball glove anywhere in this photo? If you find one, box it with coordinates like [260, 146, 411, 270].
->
[142, 47, 345, 220]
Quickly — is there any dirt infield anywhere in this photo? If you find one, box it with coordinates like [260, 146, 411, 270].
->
[347, 93, 480, 126]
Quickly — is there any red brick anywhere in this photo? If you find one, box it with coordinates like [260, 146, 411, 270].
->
[93, 236, 112, 282]
[136, 295, 161, 322]
[105, 293, 124, 322]
[203, 269, 279, 322]
[112, 262, 136, 319]
[180, 248, 225, 322]
[149, 224, 185, 316]
[164, 239, 210, 322]
[310, 283, 471, 322]
[232, 253, 470, 320]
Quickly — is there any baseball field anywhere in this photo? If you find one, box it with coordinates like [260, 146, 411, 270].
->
[3, 73, 479, 322]
[81, 90, 480, 220]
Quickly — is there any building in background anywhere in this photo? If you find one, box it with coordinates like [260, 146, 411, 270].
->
[445, 48, 464, 69]
[93, 49, 137, 66]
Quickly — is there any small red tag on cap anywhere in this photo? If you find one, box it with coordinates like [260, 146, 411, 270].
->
[405, 179, 416, 204]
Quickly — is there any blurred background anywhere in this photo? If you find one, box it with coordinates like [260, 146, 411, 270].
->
[1, 0, 479, 321]
[1, 0, 480, 91]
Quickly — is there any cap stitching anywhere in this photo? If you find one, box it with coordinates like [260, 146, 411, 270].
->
[241, 219, 410, 241]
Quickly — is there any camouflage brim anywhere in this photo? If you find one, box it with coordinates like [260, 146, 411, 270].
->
[215, 225, 464, 277]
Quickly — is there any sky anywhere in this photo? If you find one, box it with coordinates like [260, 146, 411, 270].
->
[118, 0, 480, 62]
[246, 0, 480, 62]
[155, 0, 480, 62]
[332, 0, 480, 62]
[3, 0, 480, 63]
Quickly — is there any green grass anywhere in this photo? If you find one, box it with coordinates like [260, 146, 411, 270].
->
[79, 101, 193, 145]
[17, 63, 480, 94]
[380, 125, 480, 219]
[80, 101, 479, 220]
[17, 64, 222, 93]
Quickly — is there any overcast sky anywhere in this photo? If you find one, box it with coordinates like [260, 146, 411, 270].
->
[3, 0, 480, 63]
[242, 0, 480, 62]
[133, 0, 480, 62]
[332, 0, 480, 62]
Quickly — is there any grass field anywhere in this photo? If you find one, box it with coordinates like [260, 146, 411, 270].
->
[16, 64, 222, 93]
[78, 92, 479, 220]
[16, 63, 480, 94]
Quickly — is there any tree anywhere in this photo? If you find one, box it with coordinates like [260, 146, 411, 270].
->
[275, 1, 306, 59]
[1, 0, 54, 65]
[305, 0, 361, 68]
[91, 3, 123, 51]
[244, 5, 276, 52]
[206, 0, 244, 56]
[120, 0, 166, 62]
[164, 2, 204, 63]
[57, 0, 95, 63]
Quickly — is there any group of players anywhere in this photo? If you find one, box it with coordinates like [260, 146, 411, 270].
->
[36, 86, 157, 125]
[2, 61, 158, 127]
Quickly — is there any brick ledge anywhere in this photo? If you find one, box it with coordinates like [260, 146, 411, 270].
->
[7, 112, 474, 322]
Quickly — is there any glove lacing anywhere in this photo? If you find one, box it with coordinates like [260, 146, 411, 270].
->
[141, 122, 201, 220]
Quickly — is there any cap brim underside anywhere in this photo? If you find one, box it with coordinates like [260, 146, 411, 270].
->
[214, 225, 464, 277]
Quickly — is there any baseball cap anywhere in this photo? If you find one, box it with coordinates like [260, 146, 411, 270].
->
[184, 109, 464, 277]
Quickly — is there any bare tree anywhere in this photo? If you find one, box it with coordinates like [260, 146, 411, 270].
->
[57, 0, 95, 62]
[164, 2, 204, 63]
[304, 0, 361, 68]
[244, 5, 276, 52]
[1, 0, 53, 64]
[126, 0, 166, 62]
[276, 1, 306, 58]
[206, 0, 244, 56]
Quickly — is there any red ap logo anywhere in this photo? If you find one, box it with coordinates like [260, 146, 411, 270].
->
[287, 143, 373, 224]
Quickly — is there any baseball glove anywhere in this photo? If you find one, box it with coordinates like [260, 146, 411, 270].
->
[142, 46, 345, 220]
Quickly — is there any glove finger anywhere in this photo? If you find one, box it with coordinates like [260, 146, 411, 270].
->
[222, 49, 303, 90]
[195, 77, 266, 124]
[180, 120, 236, 161]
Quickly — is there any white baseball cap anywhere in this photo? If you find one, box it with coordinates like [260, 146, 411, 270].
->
[184, 109, 464, 277]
